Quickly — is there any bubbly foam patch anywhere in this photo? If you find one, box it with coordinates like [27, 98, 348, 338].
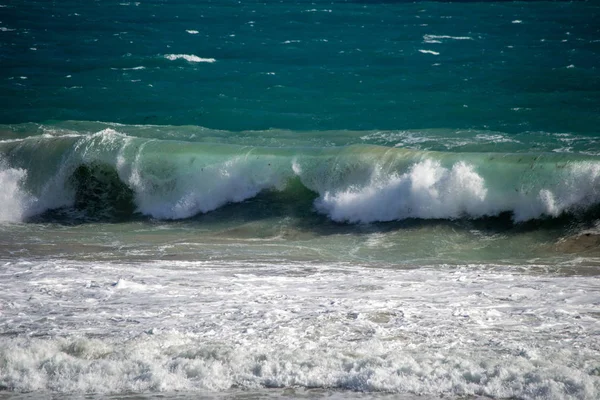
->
[0, 260, 598, 397]
[1, 333, 597, 396]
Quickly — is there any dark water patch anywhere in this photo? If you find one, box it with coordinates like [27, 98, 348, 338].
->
[70, 162, 136, 220]
[28, 162, 140, 224]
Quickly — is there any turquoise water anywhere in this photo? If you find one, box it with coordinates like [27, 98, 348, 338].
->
[1, 1, 599, 132]
[1, 1, 600, 399]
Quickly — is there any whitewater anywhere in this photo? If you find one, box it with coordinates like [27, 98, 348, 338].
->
[1, 259, 598, 398]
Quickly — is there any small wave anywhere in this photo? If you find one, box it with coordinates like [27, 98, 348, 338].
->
[164, 54, 216, 63]
[418, 49, 440, 55]
[186, 30, 199, 34]
[423, 34, 473, 43]
[121, 66, 146, 70]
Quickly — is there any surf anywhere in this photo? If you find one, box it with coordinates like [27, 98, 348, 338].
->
[1, 123, 599, 224]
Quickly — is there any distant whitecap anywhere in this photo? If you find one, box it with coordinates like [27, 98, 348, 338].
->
[186, 30, 199, 34]
[164, 54, 216, 63]
[423, 34, 473, 43]
[418, 49, 440, 55]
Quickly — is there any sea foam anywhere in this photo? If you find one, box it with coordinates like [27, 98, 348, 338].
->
[0, 260, 598, 397]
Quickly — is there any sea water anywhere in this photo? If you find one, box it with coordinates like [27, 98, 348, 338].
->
[0, 1, 599, 399]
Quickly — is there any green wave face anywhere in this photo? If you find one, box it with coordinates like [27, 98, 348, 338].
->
[1, 122, 600, 224]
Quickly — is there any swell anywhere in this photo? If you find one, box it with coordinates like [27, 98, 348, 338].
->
[1, 127, 600, 224]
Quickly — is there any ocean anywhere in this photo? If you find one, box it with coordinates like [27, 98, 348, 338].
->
[1, 0, 599, 399]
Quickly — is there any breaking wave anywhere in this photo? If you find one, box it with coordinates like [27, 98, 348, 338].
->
[1, 125, 600, 223]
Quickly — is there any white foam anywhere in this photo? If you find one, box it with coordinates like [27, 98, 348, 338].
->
[0, 163, 38, 222]
[418, 50, 439, 55]
[112, 278, 149, 291]
[127, 151, 287, 220]
[528, 161, 600, 220]
[0, 260, 598, 397]
[186, 30, 199, 34]
[512, 20, 523, 24]
[315, 160, 487, 222]
[164, 54, 216, 63]
[311, 157, 600, 223]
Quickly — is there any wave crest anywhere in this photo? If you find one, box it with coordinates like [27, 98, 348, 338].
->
[315, 160, 487, 222]
[2, 129, 600, 224]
